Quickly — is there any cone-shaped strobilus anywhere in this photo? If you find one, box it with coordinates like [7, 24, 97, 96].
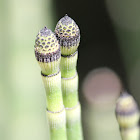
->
[115, 92, 140, 140]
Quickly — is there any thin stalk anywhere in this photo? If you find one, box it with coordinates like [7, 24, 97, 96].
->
[55, 14, 83, 140]
[115, 92, 140, 140]
[34, 27, 67, 140]
[42, 71, 63, 112]
[61, 72, 78, 108]
[47, 108, 67, 140]
[66, 103, 83, 140]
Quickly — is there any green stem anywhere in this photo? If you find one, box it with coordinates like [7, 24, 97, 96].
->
[61, 54, 83, 140]
[34, 27, 67, 140]
[61, 51, 78, 78]
[47, 108, 67, 140]
[120, 126, 139, 140]
[42, 70, 64, 112]
[61, 51, 79, 108]
[55, 15, 83, 140]
[66, 103, 83, 140]
[61, 73, 78, 108]
[42, 70, 67, 140]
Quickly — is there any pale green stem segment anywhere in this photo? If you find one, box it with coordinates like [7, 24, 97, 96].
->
[120, 126, 139, 140]
[41, 70, 67, 140]
[60, 45, 83, 140]
[61, 51, 78, 78]
[40, 56, 67, 140]
[66, 103, 83, 140]
[60, 51, 78, 108]
[61, 73, 78, 108]
[42, 70, 67, 140]
[61, 45, 79, 58]
[47, 108, 67, 140]
[117, 112, 140, 129]
[60, 52, 83, 139]
[38, 59, 60, 76]
[41, 70, 64, 112]
[41, 68, 67, 140]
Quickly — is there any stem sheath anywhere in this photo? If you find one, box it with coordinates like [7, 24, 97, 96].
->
[47, 108, 67, 140]
[66, 103, 83, 140]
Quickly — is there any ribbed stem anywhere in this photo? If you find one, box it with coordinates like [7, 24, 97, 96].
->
[60, 51, 78, 108]
[120, 126, 139, 140]
[60, 51, 83, 140]
[66, 103, 83, 140]
[38, 59, 60, 76]
[55, 15, 83, 140]
[61, 73, 78, 108]
[42, 70, 64, 112]
[42, 70, 67, 140]
[47, 107, 67, 140]
[34, 27, 67, 140]
[61, 51, 78, 78]
[61, 53, 83, 140]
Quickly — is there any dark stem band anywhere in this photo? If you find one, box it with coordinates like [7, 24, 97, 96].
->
[119, 125, 139, 130]
[47, 105, 65, 113]
[116, 107, 139, 116]
[41, 69, 60, 77]
[61, 50, 78, 58]
[61, 72, 77, 80]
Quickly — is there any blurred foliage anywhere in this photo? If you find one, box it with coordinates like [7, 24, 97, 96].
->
[106, 0, 140, 106]
[0, 0, 56, 139]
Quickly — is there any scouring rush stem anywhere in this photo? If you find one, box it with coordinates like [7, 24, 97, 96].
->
[115, 92, 140, 140]
[55, 14, 83, 140]
[34, 27, 67, 140]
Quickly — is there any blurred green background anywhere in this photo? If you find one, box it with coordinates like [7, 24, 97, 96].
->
[0, 0, 140, 140]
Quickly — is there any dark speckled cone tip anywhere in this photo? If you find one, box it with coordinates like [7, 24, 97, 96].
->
[55, 14, 80, 55]
[34, 26, 61, 63]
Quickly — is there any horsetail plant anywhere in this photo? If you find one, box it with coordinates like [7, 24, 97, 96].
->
[55, 14, 83, 140]
[34, 27, 67, 140]
[115, 92, 140, 140]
